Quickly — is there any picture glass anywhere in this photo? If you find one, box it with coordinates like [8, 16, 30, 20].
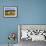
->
[4, 7, 17, 17]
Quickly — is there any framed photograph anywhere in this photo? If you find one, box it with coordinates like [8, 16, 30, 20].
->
[4, 7, 17, 17]
[18, 24, 46, 42]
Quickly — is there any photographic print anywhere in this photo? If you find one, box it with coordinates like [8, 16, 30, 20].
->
[18, 24, 46, 41]
[4, 7, 17, 17]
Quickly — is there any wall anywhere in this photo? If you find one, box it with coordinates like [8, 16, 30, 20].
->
[0, 0, 46, 44]
[0, 0, 18, 44]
